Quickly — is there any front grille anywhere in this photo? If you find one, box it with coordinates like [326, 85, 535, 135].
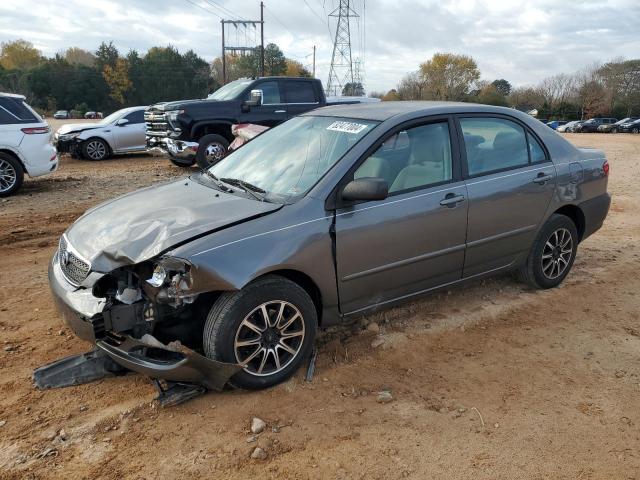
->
[144, 110, 171, 137]
[59, 236, 91, 285]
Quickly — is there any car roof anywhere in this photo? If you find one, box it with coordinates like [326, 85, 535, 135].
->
[0, 92, 26, 99]
[305, 101, 529, 122]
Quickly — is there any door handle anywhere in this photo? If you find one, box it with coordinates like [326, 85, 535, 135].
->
[533, 173, 553, 184]
[439, 194, 465, 207]
[275, 110, 286, 113]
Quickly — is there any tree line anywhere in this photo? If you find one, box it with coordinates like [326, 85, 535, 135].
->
[370, 53, 640, 120]
[0, 39, 310, 115]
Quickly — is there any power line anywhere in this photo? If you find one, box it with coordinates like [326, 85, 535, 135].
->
[183, 0, 223, 19]
[263, 6, 296, 38]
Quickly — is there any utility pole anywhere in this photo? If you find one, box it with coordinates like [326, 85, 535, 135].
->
[221, 19, 226, 84]
[327, 0, 359, 96]
[260, 1, 265, 77]
[312, 45, 316, 77]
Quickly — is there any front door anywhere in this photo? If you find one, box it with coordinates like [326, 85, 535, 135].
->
[334, 119, 468, 315]
[242, 80, 287, 127]
[458, 115, 556, 277]
[114, 109, 146, 151]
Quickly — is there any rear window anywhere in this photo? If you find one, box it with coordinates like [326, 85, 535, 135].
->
[0, 97, 39, 124]
[285, 81, 317, 103]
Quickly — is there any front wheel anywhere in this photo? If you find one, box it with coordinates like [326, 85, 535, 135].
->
[518, 214, 578, 289]
[195, 134, 229, 170]
[203, 276, 317, 390]
[81, 138, 110, 160]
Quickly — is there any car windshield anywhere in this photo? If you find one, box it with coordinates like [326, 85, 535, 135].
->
[207, 79, 252, 101]
[207, 115, 378, 203]
[97, 109, 128, 125]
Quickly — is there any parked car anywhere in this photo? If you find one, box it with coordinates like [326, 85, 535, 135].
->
[0, 92, 58, 196]
[55, 106, 147, 160]
[53, 110, 70, 119]
[146, 77, 375, 169]
[616, 118, 640, 134]
[84, 111, 103, 119]
[574, 118, 618, 133]
[42, 102, 610, 397]
[546, 120, 568, 130]
[557, 121, 580, 133]
[598, 118, 638, 133]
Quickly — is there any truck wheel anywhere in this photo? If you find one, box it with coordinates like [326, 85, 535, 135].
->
[518, 214, 578, 289]
[169, 156, 196, 168]
[203, 275, 317, 390]
[82, 138, 110, 160]
[0, 152, 24, 197]
[195, 134, 229, 169]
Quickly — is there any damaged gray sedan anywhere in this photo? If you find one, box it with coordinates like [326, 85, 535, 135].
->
[40, 102, 610, 401]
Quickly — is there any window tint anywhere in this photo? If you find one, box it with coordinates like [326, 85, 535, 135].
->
[528, 133, 546, 163]
[0, 97, 37, 123]
[257, 81, 281, 104]
[285, 81, 317, 103]
[354, 122, 452, 194]
[125, 110, 144, 124]
[460, 118, 528, 176]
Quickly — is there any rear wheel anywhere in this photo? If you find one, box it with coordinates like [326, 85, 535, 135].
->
[0, 153, 24, 197]
[82, 138, 109, 160]
[195, 134, 229, 169]
[203, 276, 317, 390]
[632, 127, 639, 134]
[518, 214, 578, 289]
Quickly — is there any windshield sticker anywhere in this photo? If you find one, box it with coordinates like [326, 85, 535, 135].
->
[326, 121, 369, 134]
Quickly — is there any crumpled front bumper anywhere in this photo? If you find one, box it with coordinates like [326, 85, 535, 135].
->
[146, 136, 198, 161]
[48, 254, 240, 390]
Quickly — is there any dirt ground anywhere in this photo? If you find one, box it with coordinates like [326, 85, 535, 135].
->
[1, 128, 639, 479]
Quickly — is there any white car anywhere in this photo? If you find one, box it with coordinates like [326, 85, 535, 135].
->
[0, 92, 58, 197]
[55, 106, 147, 161]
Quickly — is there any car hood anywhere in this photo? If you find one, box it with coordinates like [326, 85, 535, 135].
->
[151, 99, 235, 112]
[65, 176, 281, 272]
[57, 123, 102, 135]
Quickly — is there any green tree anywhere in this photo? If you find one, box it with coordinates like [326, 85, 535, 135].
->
[491, 79, 512, 96]
[342, 82, 365, 96]
[419, 53, 480, 100]
[95, 41, 119, 72]
[264, 43, 286, 76]
[0, 39, 42, 70]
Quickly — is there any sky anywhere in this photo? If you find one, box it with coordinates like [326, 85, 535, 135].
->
[1, 0, 639, 94]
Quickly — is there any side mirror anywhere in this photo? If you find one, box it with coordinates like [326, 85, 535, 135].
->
[116, 118, 129, 126]
[246, 89, 263, 107]
[341, 178, 389, 202]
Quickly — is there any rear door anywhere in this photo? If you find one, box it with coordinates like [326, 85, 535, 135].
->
[282, 80, 320, 118]
[114, 109, 146, 151]
[242, 80, 287, 127]
[458, 115, 556, 277]
[334, 117, 468, 315]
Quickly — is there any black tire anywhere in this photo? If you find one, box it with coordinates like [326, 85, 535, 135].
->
[0, 152, 24, 197]
[632, 127, 639, 134]
[203, 275, 317, 390]
[611, 127, 618, 134]
[518, 214, 578, 289]
[195, 134, 229, 170]
[81, 138, 110, 160]
[169, 155, 196, 168]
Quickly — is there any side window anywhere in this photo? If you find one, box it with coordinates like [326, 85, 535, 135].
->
[257, 81, 281, 104]
[125, 110, 144, 124]
[0, 97, 37, 123]
[354, 122, 452, 195]
[0, 100, 17, 125]
[285, 81, 317, 103]
[528, 132, 546, 163]
[460, 117, 529, 176]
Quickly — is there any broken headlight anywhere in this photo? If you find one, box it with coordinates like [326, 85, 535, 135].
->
[58, 132, 81, 141]
[145, 258, 195, 306]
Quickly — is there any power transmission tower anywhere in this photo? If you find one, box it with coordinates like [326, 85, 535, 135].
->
[327, 0, 359, 97]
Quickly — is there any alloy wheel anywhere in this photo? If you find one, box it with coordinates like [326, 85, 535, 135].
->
[0, 158, 17, 193]
[86, 140, 107, 160]
[541, 228, 573, 280]
[204, 142, 226, 165]
[234, 300, 305, 377]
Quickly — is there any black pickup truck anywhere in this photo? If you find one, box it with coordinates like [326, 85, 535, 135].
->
[145, 77, 328, 168]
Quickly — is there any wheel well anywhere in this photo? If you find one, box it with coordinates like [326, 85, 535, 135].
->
[0, 149, 25, 171]
[258, 270, 323, 325]
[554, 205, 586, 242]
[193, 124, 233, 143]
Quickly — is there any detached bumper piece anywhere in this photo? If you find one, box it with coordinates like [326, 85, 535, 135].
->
[33, 334, 241, 406]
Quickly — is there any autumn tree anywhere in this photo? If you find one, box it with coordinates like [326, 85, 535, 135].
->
[285, 59, 311, 77]
[103, 58, 131, 105]
[419, 53, 480, 100]
[64, 47, 95, 67]
[0, 39, 42, 70]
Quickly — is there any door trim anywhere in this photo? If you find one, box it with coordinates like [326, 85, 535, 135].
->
[466, 224, 537, 248]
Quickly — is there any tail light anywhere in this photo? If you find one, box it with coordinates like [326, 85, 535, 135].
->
[21, 126, 50, 135]
[602, 160, 609, 176]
